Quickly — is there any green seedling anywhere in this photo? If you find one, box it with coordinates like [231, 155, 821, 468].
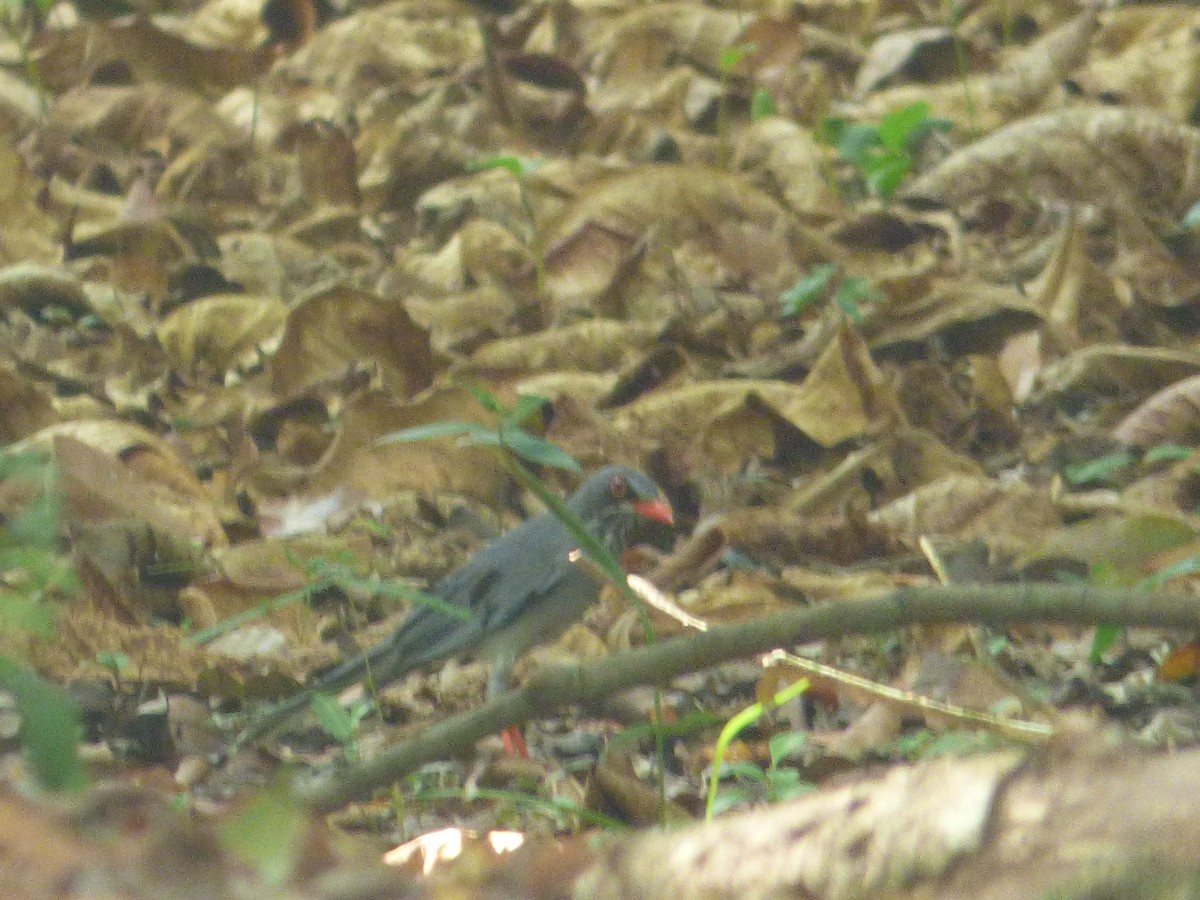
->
[820, 102, 952, 199]
[0, 449, 84, 792]
[709, 729, 815, 816]
[469, 156, 547, 295]
[780, 263, 883, 323]
[310, 692, 373, 763]
[705, 676, 811, 820]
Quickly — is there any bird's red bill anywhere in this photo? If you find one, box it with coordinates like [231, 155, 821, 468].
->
[632, 498, 674, 526]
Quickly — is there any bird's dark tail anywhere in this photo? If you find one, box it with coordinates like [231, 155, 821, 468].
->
[235, 635, 401, 746]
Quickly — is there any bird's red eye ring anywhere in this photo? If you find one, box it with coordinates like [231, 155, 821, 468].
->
[609, 474, 628, 498]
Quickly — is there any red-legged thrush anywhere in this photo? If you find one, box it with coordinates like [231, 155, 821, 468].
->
[240, 466, 673, 744]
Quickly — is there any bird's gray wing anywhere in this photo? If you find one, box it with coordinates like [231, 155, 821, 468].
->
[367, 512, 578, 682]
[238, 513, 581, 743]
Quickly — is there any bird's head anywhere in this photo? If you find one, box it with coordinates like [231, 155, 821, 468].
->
[568, 465, 674, 552]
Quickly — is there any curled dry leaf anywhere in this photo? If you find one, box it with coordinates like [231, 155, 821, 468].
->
[0, 142, 58, 265]
[855, 27, 963, 95]
[468, 320, 664, 373]
[46, 430, 226, 550]
[158, 293, 288, 375]
[732, 118, 843, 221]
[1027, 345, 1200, 410]
[1114, 374, 1200, 448]
[0, 364, 56, 442]
[310, 385, 514, 504]
[615, 327, 903, 457]
[270, 285, 435, 399]
[850, 8, 1099, 130]
[902, 104, 1200, 220]
[542, 164, 804, 317]
[1073, 5, 1200, 122]
[869, 474, 1061, 549]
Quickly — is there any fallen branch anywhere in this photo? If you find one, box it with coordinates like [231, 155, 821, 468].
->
[296, 583, 1200, 811]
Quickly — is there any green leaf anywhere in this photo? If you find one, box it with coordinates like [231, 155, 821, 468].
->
[877, 102, 931, 151]
[96, 651, 130, 678]
[717, 760, 767, 783]
[768, 730, 809, 766]
[465, 384, 508, 415]
[310, 693, 357, 745]
[375, 421, 491, 445]
[0, 592, 57, 636]
[750, 89, 776, 121]
[1141, 555, 1200, 590]
[1090, 624, 1120, 665]
[765, 767, 813, 803]
[834, 123, 883, 166]
[0, 657, 85, 792]
[499, 427, 581, 472]
[221, 780, 307, 886]
[718, 43, 754, 73]
[780, 263, 837, 318]
[1143, 443, 1195, 465]
[469, 155, 526, 177]
[1063, 451, 1136, 485]
[864, 153, 912, 199]
[505, 393, 550, 428]
[834, 276, 882, 321]
[710, 786, 757, 816]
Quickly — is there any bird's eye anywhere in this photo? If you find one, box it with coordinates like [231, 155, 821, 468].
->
[609, 475, 628, 498]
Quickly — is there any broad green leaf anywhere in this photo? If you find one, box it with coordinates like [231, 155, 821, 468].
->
[0, 657, 85, 792]
[710, 786, 757, 816]
[878, 102, 931, 151]
[864, 153, 911, 199]
[499, 427, 581, 472]
[1090, 624, 1120, 664]
[506, 393, 550, 427]
[768, 730, 809, 766]
[311, 693, 356, 744]
[221, 780, 307, 886]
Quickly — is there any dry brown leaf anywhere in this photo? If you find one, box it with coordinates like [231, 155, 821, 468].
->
[46, 430, 226, 549]
[870, 474, 1061, 547]
[0, 141, 58, 266]
[615, 327, 902, 463]
[1028, 345, 1200, 409]
[1074, 6, 1200, 122]
[271, 284, 434, 399]
[902, 104, 1200, 220]
[468, 319, 664, 373]
[850, 8, 1099, 130]
[310, 385, 513, 503]
[158, 293, 288, 375]
[1114, 374, 1200, 447]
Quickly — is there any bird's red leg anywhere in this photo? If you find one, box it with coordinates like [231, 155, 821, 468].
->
[501, 726, 529, 758]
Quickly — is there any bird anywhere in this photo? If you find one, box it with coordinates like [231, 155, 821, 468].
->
[239, 465, 674, 746]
